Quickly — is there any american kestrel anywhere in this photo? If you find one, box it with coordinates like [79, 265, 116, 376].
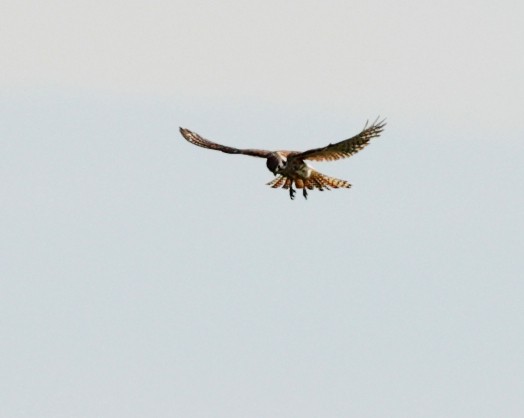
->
[179, 118, 385, 199]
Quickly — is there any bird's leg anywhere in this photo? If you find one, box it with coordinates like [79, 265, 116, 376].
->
[303, 188, 308, 199]
[289, 185, 296, 200]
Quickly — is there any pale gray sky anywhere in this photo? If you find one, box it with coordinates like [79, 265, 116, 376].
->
[1, 1, 524, 417]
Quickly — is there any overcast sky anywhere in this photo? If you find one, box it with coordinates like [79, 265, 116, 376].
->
[1, 1, 524, 417]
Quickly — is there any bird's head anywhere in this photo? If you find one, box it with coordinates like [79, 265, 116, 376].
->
[266, 153, 287, 175]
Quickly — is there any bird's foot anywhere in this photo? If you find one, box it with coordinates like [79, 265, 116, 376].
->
[289, 187, 296, 200]
[303, 188, 308, 200]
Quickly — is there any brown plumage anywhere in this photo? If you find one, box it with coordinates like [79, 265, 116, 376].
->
[179, 118, 385, 200]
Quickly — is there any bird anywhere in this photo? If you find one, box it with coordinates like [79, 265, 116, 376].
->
[179, 118, 386, 200]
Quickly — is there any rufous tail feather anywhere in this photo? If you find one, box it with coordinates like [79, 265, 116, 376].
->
[266, 171, 351, 192]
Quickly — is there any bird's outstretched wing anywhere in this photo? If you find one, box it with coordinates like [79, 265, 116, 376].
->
[293, 118, 386, 162]
[179, 127, 272, 158]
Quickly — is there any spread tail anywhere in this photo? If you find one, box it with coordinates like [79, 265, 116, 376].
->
[266, 171, 351, 198]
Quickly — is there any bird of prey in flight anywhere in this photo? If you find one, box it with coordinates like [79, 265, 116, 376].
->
[179, 118, 385, 200]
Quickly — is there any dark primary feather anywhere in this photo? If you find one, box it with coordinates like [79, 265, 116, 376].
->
[179, 127, 271, 158]
[294, 118, 386, 162]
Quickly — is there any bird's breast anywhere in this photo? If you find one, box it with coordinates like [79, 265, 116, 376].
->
[283, 160, 313, 179]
